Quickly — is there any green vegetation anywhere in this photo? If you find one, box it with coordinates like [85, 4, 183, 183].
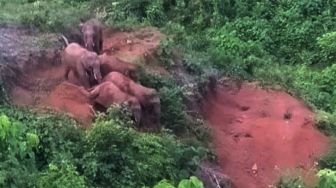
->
[276, 176, 306, 188]
[317, 169, 336, 188]
[0, 106, 205, 187]
[3, 0, 336, 187]
[152, 176, 204, 188]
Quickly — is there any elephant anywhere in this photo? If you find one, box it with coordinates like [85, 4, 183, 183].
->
[99, 53, 139, 81]
[80, 18, 103, 54]
[102, 72, 161, 129]
[89, 81, 142, 126]
[61, 42, 102, 89]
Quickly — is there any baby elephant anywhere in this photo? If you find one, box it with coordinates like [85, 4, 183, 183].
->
[89, 82, 142, 126]
[62, 43, 102, 88]
[103, 72, 161, 129]
[99, 53, 139, 81]
[80, 18, 103, 54]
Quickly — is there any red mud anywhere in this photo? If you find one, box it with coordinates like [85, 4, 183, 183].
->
[10, 27, 165, 127]
[202, 83, 330, 188]
[40, 82, 94, 128]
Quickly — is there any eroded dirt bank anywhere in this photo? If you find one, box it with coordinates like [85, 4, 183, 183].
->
[202, 82, 330, 188]
[8, 27, 165, 126]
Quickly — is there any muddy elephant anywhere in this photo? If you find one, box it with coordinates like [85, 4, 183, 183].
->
[62, 42, 102, 88]
[99, 53, 139, 81]
[102, 72, 161, 129]
[80, 18, 103, 54]
[89, 81, 141, 126]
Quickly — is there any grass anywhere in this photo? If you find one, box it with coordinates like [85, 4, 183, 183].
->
[0, 1, 90, 32]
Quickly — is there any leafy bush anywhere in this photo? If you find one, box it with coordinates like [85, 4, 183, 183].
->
[0, 106, 84, 169]
[319, 142, 336, 171]
[315, 111, 336, 136]
[81, 109, 204, 187]
[0, 114, 39, 187]
[156, 38, 175, 70]
[36, 162, 87, 188]
[317, 169, 336, 188]
[153, 176, 204, 188]
[317, 32, 336, 63]
[138, 72, 188, 134]
[276, 175, 306, 188]
[159, 86, 187, 134]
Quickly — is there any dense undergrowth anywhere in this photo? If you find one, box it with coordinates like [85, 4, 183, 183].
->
[2, 0, 336, 187]
[0, 105, 206, 187]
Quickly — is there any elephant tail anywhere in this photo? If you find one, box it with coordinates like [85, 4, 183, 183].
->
[60, 34, 69, 47]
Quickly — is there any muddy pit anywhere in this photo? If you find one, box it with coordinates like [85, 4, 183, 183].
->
[7, 26, 165, 127]
[202, 82, 331, 188]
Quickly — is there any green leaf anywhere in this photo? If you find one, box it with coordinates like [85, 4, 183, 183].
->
[26, 133, 39, 148]
[153, 179, 175, 188]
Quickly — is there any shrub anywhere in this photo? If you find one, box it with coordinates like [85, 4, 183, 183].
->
[35, 162, 87, 188]
[159, 86, 188, 134]
[138, 72, 188, 134]
[317, 32, 336, 63]
[276, 175, 306, 188]
[156, 38, 176, 70]
[0, 106, 84, 169]
[317, 169, 336, 188]
[81, 109, 204, 187]
[0, 114, 39, 187]
[319, 143, 336, 171]
[315, 110, 336, 136]
[152, 176, 204, 188]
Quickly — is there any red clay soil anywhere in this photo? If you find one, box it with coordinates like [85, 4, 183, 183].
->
[202, 82, 331, 188]
[102, 27, 168, 75]
[40, 82, 95, 128]
[10, 27, 166, 128]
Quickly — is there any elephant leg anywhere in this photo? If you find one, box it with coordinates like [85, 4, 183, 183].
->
[76, 63, 90, 88]
[132, 106, 142, 127]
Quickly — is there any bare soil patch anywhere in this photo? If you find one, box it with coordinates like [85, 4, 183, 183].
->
[202, 82, 330, 188]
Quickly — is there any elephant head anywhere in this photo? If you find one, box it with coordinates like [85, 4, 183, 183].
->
[82, 29, 95, 52]
[81, 52, 102, 85]
[80, 19, 103, 54]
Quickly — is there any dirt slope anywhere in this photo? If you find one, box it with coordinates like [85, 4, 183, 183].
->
[8, 27, 165, 126]
[202, 82, 330, 188]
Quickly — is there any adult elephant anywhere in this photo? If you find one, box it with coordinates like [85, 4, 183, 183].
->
[99, 53, 139, 81]
[102, 72, 161, 130]
[80, 18, 103, 54]
[89, 81, 142, 126]
[61, 39, 102, 89]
